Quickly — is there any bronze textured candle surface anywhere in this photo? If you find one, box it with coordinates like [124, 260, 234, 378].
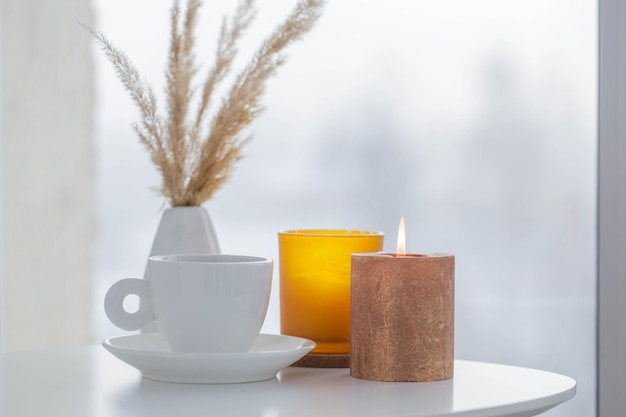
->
[350, 253, 454, 382]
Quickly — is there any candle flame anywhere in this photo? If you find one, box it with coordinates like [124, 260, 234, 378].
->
[396, 216, 406, 257]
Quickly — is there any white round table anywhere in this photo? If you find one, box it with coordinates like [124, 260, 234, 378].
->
[0, 346, 575, 417]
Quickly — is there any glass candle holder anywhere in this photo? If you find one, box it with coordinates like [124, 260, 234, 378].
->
[278, 230, 384, 354]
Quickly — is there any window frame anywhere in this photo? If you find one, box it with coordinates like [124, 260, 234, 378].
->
[598, 0, 626, 415]
[0, 3, 4, 352]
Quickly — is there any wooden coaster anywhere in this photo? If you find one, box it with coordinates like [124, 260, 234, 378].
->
[291, 353, 350, 368]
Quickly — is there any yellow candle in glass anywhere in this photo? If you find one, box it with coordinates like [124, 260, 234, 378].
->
[279, 230, 384, 354]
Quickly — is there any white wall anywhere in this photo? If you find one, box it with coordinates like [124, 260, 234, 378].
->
[0, 0, 95, 351]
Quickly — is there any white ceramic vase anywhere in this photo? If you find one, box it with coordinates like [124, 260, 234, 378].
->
[142, 206, 220, 332]
[144, 206, 220, 270]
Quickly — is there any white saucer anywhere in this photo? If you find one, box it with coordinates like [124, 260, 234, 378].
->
[103, 333, 315, 384]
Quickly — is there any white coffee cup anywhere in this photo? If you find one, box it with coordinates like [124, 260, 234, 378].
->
[104, 254, 273, 353]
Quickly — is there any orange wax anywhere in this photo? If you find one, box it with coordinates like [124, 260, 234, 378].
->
[279, 230, 383, 354]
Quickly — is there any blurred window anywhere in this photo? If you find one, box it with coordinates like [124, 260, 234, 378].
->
[93, 2, 596, 416]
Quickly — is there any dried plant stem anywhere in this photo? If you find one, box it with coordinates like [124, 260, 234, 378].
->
[185, 0, 324, 205]
[89, 0, 325, 207]
[164, 0, 199, 202]
[85, 26, 169, 179]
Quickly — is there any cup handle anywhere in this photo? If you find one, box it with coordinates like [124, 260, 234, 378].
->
[104, 278, 153, 331]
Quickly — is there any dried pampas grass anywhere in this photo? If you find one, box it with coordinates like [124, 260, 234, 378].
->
[88, 0, 324, 206]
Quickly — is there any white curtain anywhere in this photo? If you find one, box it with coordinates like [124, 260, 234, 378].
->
[0, 0, 95, 351]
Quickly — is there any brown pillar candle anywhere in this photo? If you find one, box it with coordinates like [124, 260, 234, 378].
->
[350, 252, 454, 382]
